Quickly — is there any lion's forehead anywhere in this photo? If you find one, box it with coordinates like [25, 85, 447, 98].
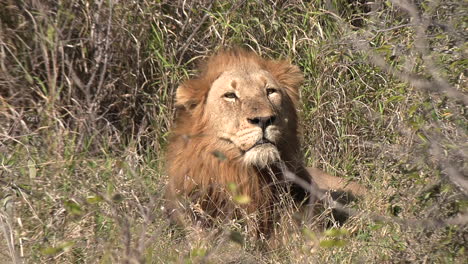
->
[210, 69, 278, 94]
[221, 68, 274, 80]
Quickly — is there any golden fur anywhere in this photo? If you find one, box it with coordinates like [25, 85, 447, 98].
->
[165, 48, 363, 233]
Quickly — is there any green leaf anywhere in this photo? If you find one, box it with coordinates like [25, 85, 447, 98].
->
[324, 228, 349, 237]
[417, 133, 428, 143]
[229, 231, 244, 245]
[319, 239, 347, 248]
[234, 194, 251, 205]
[302, 228, 317, 240]
[190, 247, 206, 257]
[211, 150, 227, 161]
[41, 241, 75, 255]
[408, 104, 420, 117]
[47, 25, 55, 42]
[28, 159, 36, 179]
[64, 200, 83, 216]
[387, 95, 404, 103]
[86, 195, 103, 204]
[41, 246, 62, 255]
[227, 182, 237, 193]
[369, 223, 383, 231]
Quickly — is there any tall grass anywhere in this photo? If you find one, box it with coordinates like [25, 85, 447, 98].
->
[1, 0, 466, 263]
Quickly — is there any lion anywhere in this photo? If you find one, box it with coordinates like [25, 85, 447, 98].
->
[165, 48, 364, 234]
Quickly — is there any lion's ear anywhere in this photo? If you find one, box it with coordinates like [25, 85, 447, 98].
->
[266, 60, 304, 101]
[175, 83, 202, 111]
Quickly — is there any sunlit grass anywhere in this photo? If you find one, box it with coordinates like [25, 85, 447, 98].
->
[0, 0, 466, 263]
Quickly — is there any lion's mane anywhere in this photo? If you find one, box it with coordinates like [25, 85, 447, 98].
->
[165, 49, 312, 232]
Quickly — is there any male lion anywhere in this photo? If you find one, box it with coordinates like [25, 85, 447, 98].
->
[165, 48, 364, 233]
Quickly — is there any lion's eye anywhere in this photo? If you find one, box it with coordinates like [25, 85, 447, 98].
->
[266, 88, 278, 96]
[223, 92, 237, 99]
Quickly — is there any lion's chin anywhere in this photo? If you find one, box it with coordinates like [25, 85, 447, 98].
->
[243, 144, 280, 168]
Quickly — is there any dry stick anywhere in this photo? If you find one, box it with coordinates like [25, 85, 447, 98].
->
[94, 0, 113, 100]
[353, 37, 468, 105]
[446, 167, 468, 195]
[0, 207, 21, 264]
[97, 193, 140, 263]
[324, 0, 468, 212]
[129, 189, 166, 259]
[386, 1, 468, 195]
[278, 161, 468, 229]
[429, 140, 468, 196]
[91, 181, 167, 263]
[322, 0, 468, 106]
[83, 0, 111, 106]
[176, 0, 215, 66]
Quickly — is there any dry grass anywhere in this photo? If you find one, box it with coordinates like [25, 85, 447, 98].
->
[1, 0, 466, 263]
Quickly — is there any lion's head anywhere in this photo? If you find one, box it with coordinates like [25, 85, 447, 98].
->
[173, 49, 304, 167]
[165, 48, 311, 231]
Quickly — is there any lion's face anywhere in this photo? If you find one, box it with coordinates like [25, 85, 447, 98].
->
[204, 66, 287, 167]
[173, 49, 303, 169]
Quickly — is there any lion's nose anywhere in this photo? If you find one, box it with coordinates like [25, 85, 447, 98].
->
[247, 115, 276, 130]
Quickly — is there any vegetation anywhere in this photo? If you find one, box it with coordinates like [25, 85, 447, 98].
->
[1, 0, 466, 263]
